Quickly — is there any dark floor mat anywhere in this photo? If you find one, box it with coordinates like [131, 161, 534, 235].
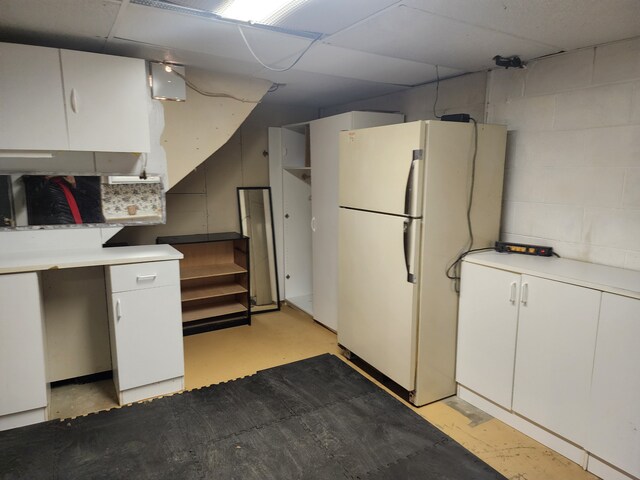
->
[0, 354, 506, 480]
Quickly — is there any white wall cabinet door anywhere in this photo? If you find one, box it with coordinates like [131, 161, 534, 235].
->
[456, 262, 521, 409]
[512, 275, 600, 446]
[110, 285, 184, 392]
[0, 273, 47, 418]
[0, 42, 69, 150]
[588, 293, 640, 478]
[60, 49, 150, 152]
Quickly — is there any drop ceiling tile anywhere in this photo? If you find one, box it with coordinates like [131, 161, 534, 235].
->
[326, 4, 556, 71]
[268, 0, 400, 34]
[113, 3, 313, 66]
[0, 0, 120, 37]
[289, 43, 462, 86]
[105, 37, 263, 76]
[402, 0, 640, 51]
[0, 0, 120, 50]
[256, 69, 407, 107]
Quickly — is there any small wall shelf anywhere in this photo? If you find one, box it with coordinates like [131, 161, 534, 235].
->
[157, 232, 251, 335]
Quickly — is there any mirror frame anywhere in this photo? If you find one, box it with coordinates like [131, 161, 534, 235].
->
[237, 186, 281, 314]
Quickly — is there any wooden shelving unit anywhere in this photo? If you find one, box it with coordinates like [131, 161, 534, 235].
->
[157, 233, 250, 335]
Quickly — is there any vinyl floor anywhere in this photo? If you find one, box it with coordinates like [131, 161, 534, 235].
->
[49, 304, 597, 480]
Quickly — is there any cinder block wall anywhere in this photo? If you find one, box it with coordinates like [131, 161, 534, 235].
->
[487, 37, 640, 270]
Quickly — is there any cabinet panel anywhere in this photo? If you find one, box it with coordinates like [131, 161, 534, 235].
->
[512, 276, 600, 445]
[588, 293, 640, 478]
[282, 169, 312, 305]
[110, 285, 184, 391]
[0, 42, 68, 150]
[108, 260, 179, 293]
[60, 49, 150, 152]
[0, 273, 47, 416]
[310, 115, 351, 331]
[456, 263, 520, 409]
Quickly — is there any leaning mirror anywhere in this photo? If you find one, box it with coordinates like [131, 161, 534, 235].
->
[0, 174, 165, 230]
[237, 187, 280, 313]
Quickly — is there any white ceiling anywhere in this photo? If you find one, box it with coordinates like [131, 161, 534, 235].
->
[1, 0, 639, 107]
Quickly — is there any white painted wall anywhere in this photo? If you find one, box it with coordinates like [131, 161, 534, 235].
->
[113, 103, 319, 245]
[487, 37, 640, 270]
[162, 68, 272, 189]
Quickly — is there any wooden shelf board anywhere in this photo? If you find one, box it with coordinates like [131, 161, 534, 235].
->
[181, 283, 247, 302]
[180, 263, 246, 281]
[182, 302, 247, 323]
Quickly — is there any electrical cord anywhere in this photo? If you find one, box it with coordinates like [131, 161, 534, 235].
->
[168, 68, 262, 103]
[446, 247, 496, 292]
[237, 25, 321, 72]
[432, 65, 442, 119]
[445, 117, 480, 293]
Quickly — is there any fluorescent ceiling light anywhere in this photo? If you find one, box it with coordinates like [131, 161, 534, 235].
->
[220, 0, 309, 24]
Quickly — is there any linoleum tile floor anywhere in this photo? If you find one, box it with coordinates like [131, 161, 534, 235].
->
[50, 305, 595, 480]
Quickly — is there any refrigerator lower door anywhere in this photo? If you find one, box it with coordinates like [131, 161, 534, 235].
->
[338, 207, 420, 390]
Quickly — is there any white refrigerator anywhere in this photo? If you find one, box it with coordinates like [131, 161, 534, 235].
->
[337, 120, 507, 406]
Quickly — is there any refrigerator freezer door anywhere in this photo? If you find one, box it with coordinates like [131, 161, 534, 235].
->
[339, 121, 425, 217]
[338, 207, 420, 390]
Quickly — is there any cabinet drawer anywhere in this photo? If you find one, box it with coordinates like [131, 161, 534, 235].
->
[108, 260, 179, 293]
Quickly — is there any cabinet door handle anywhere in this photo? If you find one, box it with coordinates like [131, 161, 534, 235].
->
[136, 274, 157, 282]
[520, 282, 529, 305]
[70, 88, 79, 113]
[311, 216, 317, 232]
[509, 281, 517, 304]
[116, 299, 122, 321]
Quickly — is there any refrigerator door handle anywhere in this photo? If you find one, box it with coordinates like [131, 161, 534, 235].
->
[403, 218, 417, 283]
[403, 150, 423, 217]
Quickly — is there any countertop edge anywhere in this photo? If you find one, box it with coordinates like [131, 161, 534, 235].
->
[464, 252, 640, 300]
[0, 245, 183, 275]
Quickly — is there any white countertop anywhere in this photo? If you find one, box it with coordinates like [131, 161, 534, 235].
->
[465, 251, 640, 300]
[0, 244, 183, 275]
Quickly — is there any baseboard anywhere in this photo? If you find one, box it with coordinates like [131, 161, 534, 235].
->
[587, 455, 639, 480]
[457, 385, 587, 467]
[118, 377, 184, 405]
[0, 407, 47, 431]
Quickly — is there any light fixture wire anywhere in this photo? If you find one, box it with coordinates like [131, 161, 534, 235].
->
[237, 25, 321, 72]
[167, 67, 263, 103]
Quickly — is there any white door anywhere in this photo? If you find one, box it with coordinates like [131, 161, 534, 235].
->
[111, 286, 184, 391]
[60, 49, 150, 152]
[512, 276, 600, 446]
[0, 43, 68, 150]
[339, 121, 424, 216]
[282, 169, 312, 311]
[588, 293, 640, 478]
[310, 115, 351, 330]
[338, 207, 420, 390]
[0, 273, 47, 416]
[456, 263, 521, 409]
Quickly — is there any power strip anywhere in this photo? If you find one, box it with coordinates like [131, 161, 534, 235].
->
[495, 241, 554, 257]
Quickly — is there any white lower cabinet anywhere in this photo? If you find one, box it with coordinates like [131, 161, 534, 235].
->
[512, 275, 600, 446]
[107, 261, 184, 404]
[0, 273, 48, 430]
[587, 293, 640, 478]
[456, 262, 520, 409]
[456, 253, 640, 480]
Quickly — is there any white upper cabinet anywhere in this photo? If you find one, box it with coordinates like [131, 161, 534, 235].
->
[60, 49, 150, 153]
[0, 43, 69, 150]
[0, 42, 151, 153]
